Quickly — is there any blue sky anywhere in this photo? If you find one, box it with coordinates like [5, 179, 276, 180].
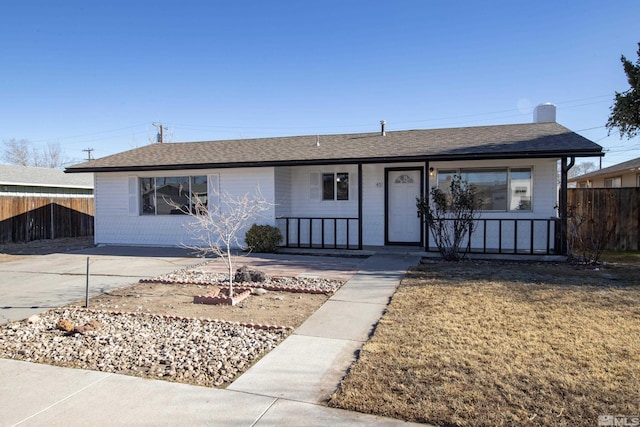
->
[1, 1, 639, 168]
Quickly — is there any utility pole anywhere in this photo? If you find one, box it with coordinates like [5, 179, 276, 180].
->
[152, 122, 168, 143]
[82, 148, 94, 160]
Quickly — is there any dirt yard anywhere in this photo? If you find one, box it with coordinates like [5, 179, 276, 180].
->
[81, 281, 330, 329]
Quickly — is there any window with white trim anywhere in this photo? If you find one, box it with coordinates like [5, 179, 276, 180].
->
[140, 176, 207, 215]
[436, 167, 532, 211]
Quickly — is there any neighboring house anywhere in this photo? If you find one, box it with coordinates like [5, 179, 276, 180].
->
[66, 104, 603, 255]
[569, 156, 640, 188]
[0, 165, 94, 243]
[0, 164, 93, 196]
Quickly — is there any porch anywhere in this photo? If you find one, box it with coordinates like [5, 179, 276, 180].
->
[275, 216, 563, 258]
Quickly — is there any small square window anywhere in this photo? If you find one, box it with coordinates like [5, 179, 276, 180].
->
[321, 172, 349, 201]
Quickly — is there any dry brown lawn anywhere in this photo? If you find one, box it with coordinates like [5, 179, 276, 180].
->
[329, 252, 640, 426]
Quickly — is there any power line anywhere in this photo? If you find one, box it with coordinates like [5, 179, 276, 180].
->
[5, 92, 619, 146]
[28, 123, 148, 143]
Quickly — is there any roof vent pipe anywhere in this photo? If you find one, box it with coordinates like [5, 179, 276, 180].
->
[380, 120, 386, 136]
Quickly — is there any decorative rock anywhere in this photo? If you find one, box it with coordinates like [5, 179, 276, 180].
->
[0, 308, 290, 389]
[252, 288, 267, 296]
[57, 319, 74, 332]
[234, 266, 266, 283]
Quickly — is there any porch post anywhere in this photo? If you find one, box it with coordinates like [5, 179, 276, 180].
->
[559, 156, 575, 255]
[358, 163, 363, 250]
[424, 160, 430, 251]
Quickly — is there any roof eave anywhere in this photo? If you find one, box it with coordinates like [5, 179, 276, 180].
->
[65, 148, 604, 173]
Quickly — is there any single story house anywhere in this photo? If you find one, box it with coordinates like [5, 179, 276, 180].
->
[66, 104, 603, 255]
[569, 156, 640, 188]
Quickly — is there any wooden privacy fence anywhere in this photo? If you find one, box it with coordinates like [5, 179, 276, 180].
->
[0, 196, 94, 244]
[567, 188, 640, 251]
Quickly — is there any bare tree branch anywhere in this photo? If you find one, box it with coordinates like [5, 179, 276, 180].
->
[2, 139, 69, 168]
[2, 139, 31, 166]
[166, 187, 273, 297]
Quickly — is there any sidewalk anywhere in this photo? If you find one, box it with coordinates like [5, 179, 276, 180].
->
[1, 252, 425, 426]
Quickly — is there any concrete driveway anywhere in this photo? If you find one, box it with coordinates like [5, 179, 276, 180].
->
[0, 246, 199, 324]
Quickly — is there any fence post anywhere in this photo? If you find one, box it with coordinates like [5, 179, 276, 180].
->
[85, 257, 90, 308]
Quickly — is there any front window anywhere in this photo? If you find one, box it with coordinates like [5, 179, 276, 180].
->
[509, 168, 532, 211]
[436, 167, 532, 212]
[461, 169, 507, 211]
[140, 176, 207, 215]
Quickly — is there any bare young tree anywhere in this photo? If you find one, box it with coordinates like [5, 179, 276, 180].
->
[2, 139, 69, 168]
[567, 201, 616, 265]
[417, 174, 482, 261]
[170, 188, 272, 297]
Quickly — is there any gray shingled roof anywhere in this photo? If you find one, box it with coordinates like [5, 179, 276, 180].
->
[569, 156, 640, 181]
[66, 122, 603, 173]
[0, 164, 93, 188]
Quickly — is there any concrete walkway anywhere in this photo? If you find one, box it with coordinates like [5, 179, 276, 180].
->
[1, 250, 424, 426]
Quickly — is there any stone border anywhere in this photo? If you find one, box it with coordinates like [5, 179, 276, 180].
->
[139, 277, 340, 294]
[67, 306, 294, 332]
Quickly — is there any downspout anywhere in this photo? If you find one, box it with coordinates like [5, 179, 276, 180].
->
[560, 156, 575, 255]
[358, 163, 363, 250]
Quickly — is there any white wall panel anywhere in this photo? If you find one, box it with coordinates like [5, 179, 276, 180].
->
[94, 168, 275, 247]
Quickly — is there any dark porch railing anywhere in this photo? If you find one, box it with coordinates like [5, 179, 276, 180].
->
[426, 217, 561, 255]
[276, 217, 361, 250]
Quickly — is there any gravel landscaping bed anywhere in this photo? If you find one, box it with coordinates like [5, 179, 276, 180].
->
[0, 308, 289, 388]
[0, 260, 347, 388]
[143, 262, 346, 294]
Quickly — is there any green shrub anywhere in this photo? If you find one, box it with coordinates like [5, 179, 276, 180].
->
[245, 224, 282, 253]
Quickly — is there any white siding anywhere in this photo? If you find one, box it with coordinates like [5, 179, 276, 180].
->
[94, 168, 275, 247]
[288, 165, 358, 217]
[278, 165, 359, 247]
[274, 167, 291, 217]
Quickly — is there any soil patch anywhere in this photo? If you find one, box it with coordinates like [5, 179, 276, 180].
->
[83, 281, 330, 329]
